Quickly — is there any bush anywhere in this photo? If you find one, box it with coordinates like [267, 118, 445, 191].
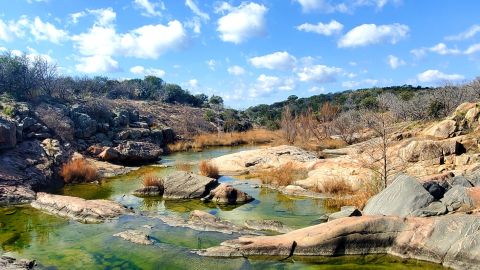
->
[142, 174, 164, 188]
[256, 162, 308, 187]
[199, 160, 220, 179]
[60, 158, 98, 183]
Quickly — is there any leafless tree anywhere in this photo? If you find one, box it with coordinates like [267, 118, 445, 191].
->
[281, 105, 297, 144]
[332, 110, 363, 144]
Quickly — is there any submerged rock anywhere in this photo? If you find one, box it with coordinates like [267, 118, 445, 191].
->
[0, 255, 36, 270]
[363, 174, 435, 217]
[198, 214, 480, 270]
[31, 192, 130, 223]
[114, 230, 153, 245]
[202, 183, 253, 204]
[133, 186, 163, 197]
[162, 172, 218, 199]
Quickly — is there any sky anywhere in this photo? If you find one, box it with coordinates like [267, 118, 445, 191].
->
[1, 0, 480, 108]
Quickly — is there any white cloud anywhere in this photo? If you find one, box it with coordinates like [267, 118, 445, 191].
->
[297, 20, 343, 36]
[70, 11, 86, 24]
[294, 0, 400, 13]
[130, 65, 165, 77]
[88, 8, 116, 27]
[206, 59, 216, 70]
[76, 55, 119, 73]
[30, 17, 68, 44]
[387, 54, 405, 69]
[297, 64, 342, 83]
[308, 86, 326, 93]
[185, 17, 202, 34]
[217, 2, 267, 44]
[134, 0, 165, 17]
[417, 70, 464, 83]
[338, 23, 409, 48]
[249, 51, 296, 70]
[429, 43, 461, 55]
[185, 0, 209, 20]
[25, 46, 55, 63]
[188, 79, 199, 89]
[464, 43, 480, 55]
[227, 65, 245, 75]
[250, 74, 295, 97]
[446, 24, 480, 41]
[342, 79, 378, 88]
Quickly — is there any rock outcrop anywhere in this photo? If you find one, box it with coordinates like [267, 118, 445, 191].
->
[327, 206, 362, 221]
[162, 172, 218, 199]
[0, 185, 36, 206]
[423, 119, 457, 139]
[31, 192, 130, 223]
[0, 255, 36, 270]
[199, 214, 480, 270]
[363, 174, 435, 217]
[244, 220, 292, 234]
[202, 183, 253, 204]
[0, 116, 17, 149]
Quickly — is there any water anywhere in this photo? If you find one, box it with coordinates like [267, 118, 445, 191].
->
[0, 146, 445, 269]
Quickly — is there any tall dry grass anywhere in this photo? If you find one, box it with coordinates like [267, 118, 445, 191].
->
[167, 129, 280, 152]
[323, 179, 382, 210]
[255, 162, 308, 187]
[60, 158, 98, 183]
[199, 160, 220, 179]
[314, 178, 354, 195]
[142, 174, 164, 188]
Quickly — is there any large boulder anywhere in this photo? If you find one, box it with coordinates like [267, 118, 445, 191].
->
[199, 214, 480, 270]
[0, 117, 16, 150]
[244, 220, 292, 234]
[363, 174, 435, 217]
[423, 119, 457, 139]
[31, 192, 130, 223]
[398, 139, 464, 163]
[411, 201, 448, 217]
[72, 113, 97, 138]
[162, 172, 218, 199]
[328, 206, 362, 221]
[202, 183, 253, 204]
[114, 141, 162, 164]
[441, 186, 478, 212]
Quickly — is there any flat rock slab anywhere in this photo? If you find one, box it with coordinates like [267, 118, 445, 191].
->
[162, 172, 218, 199]
[199, 214, 480, 270]
[0, 185, 36, 206]
[363, 174, 434, 217]
[31, 192, 130, 223]
[0, 255, 35, 270]
[114, 230, 153, 245]
[244, 220, 292, 234]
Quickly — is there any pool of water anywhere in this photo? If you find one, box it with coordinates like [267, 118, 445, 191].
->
[0, 146, 446, 269]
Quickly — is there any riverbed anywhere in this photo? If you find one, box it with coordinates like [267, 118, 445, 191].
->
[0, 146, 445, 269]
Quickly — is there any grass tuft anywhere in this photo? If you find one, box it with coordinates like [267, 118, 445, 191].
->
[255, 162, 308, 187]
[60, 158, 98, 183]
[142, 174, 164, 188]
[199, 160, 220, 179]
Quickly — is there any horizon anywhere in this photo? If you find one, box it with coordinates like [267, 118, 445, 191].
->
[1, 0, 479, 108]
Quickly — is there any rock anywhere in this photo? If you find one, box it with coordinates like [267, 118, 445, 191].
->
[72, 113, 97, 138]
[464, 106, 480, 126]
[244, 220, 292, 234]
[327, 206, 362, 222]
[411, 201, 448, 217]
[198, 214, 480, 270]
[41, 139, 64, 163]
[210, 145, 319, 175]
[114, 141, 162, 164]
[161, 127, 175, 145]
[114, 230, 153, 245]
[0, 185, 36, 206]
[202, 183, 253, 204]
[363, 174, 435, 217]
[129, 122, 149, 129]
[422, 182, 446, 200]
[162, 172, 218, 199]
[87, 145, 105, 156]
[423, 119, 457, 139]
[448, 175, 473, 188]
[133, 186, 163, 197]
[97, 147, 120, 161]
[0, 117, 17, 150]
[399, 139, 464, 163]
[441, 186, 476, 212]
[31, 192, 130, 223]
[0, 255, 36, 270]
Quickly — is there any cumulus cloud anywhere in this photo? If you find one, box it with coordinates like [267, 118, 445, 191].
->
[417, 70, 464, 83]
[0, 16, 66, 44]
[297, 64, 342, 83]
[133, 0, 165, 17]
[185, 0, 209, 20]
[429, 43, 461, 55]
[227, 65, 245, 75]
[30, 17, 68, 44]
[387, 54, 405, 69]
[294, 0, 400, 13]
[217, 2, 267, 44]
[249, 74, 295, 97]
[76, 55, 119, 73]
[338, 23, 409, 48]
[446, 24, 480, 41]
[88, 8, 116, 27]
[188, 79, 199, 89]
[130, 65, 165, 77]
[249, 51, 296, 70]
[297, 20, 343, 36]
[342, 78, 378, 88]
[70, 11, 86, 24]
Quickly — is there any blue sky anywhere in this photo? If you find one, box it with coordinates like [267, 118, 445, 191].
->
[1, 0, 479, 108]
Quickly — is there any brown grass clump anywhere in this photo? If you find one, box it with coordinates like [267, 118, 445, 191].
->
[256, 162, 308, 187]
[142, 174, 164, 188]
[316, 178, 354, 195]
[167, 129, 280, 152]
[175, 162, 194, 172]
[60, 158, 98, 183]
[199, 160, 220, 179]
[323, 180, 382, 210]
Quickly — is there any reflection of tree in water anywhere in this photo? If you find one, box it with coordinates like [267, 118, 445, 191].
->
[0, 206, 67, 251]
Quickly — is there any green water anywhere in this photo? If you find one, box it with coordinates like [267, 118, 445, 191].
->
[0, 146, 446, 269]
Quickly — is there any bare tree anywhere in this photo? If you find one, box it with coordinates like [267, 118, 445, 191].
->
[281, 105, 297, 144]
[332, 110, 363, 144]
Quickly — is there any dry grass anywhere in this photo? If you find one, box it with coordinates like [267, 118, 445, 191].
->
[323, 180, 382, 210]
[167, 129, 280, 152]
[255, 162, 308, 187]
[199, 160, 220, 179]
[142, 174, 164, 188]
[60, 158, 98, 183]
[175, 162, 194, 172]
[315, 178, 355, 195]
